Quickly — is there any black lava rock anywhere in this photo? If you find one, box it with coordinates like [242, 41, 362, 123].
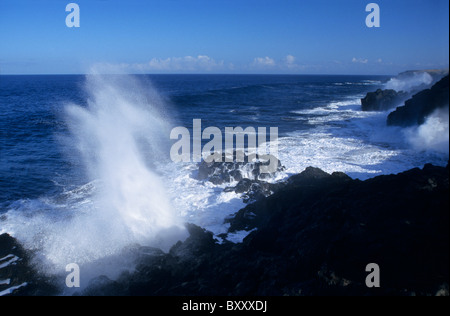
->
[197, 151, 285, 185]
[361, 89, 409, 112]
[387, 75, 449, 127]
[80, 164, 449, 296]
[0, 234, 58, 296]
[224, 178, 286, 203]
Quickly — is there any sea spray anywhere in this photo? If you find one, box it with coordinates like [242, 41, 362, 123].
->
[1, 73, 187, 282]
[66, 74, 184, 242]
[404, 106, 449, 155]
[385, 71, 433, 92]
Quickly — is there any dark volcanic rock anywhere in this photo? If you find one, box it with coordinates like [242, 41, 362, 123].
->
[83, 164, 449, 296]
[361, 89, 409, 112]
[198, 150, 286, 203]
[0, 234, 58, 296]
[197, 151, 285, 185]
[226, 167, 353, 232]
[387, 75, 449, 127]
[224, 178, 286, 203]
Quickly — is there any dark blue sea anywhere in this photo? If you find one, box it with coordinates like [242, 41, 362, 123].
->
[0, 74, 448, 293]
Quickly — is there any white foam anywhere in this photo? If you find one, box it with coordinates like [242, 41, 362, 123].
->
[276, 132, 394, 179]
[328, 98, 362, 108]
[226, 228, 257, 243]
[0, 255, 19, 269]
[157, 162, 247, 237]
[0, 282, 27, 297]
[291, 97, 372, 125]
[0, 279, 10, 285]
[280, 95, 448, 180]
[0, 254, 15, 262]
[334, 80, 381, 87]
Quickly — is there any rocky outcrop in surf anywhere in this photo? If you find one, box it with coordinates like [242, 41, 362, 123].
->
[361, 69, 448, 112]
[223, 178, 286, 203]
[197, 151, 286, 202]
[197, 151, 284, 185]
[361, 89, 409, 112]
[2, 163, 448, 296]
[387, 75, 449, 127]
[81, 163, 448, 296]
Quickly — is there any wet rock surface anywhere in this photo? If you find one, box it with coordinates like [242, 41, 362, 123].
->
[198, 151, 286, 203]
[361, 89, 410, 112]
[0, 234, 58, 296]
[387, 75, 449, 127]
[2, 163, 449, 296]
[82, 163, 449, 296]
[197, 151, 285, 185]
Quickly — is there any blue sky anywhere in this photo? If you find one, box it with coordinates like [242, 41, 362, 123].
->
[0, 0, 448, 75]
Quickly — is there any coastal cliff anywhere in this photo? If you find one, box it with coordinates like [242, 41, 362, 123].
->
[361, 69, 448, 113]
[387, 75, 449, 127]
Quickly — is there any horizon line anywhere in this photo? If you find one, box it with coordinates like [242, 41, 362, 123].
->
[0, 72, 396, 77]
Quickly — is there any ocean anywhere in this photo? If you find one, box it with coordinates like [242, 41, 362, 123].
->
[0, 74, 448, 293]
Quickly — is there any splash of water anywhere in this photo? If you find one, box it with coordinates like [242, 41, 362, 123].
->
[384, 72, 433, 92]
[66, 73, 182, 241]
[404, 106, 449, 155]
[2, 72, 186, 278]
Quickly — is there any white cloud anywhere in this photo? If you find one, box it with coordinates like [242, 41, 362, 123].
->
[250, 55, 308, 72]
[90, 54, 312, 74]
[93, 56, 227, 73]
[142, 55, 225, 72]
[253, 56, 276, 67]
[285, 55, 296, 65]
[284, 54, 303, 71]
[352, 57, 369, 64]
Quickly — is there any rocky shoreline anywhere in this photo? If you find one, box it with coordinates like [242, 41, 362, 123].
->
[2, 69, 449, 296]
[197, 151, 286, 202]
[1, 162, 448, 296]
[360, 70, 449, 128]
[387, 75, 449, 127]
